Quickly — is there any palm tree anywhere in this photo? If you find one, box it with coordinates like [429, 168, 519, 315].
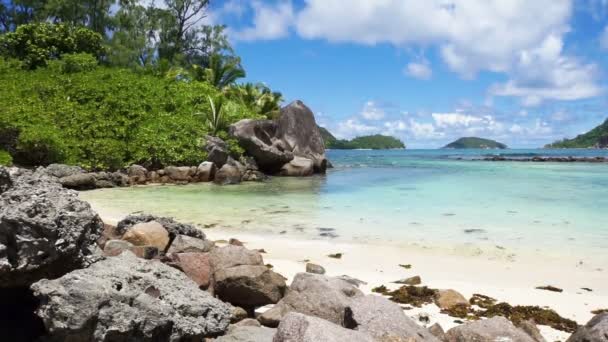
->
[199, 53, 246, 90]
[230, 82, 283, 119]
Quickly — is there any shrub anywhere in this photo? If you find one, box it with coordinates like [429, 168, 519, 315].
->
[60, 53, 98, 73]
[0, 150, 12, 166]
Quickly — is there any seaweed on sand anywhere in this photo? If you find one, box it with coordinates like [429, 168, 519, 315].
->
[469, 293, 497, 309]
[385, 286, 437, 307]
[480, 302, 577, 333]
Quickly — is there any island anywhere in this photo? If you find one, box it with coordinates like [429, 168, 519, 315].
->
[320, 127, 405, 150]
[442, 137, 507, 149]
[545, 118, 608, 148]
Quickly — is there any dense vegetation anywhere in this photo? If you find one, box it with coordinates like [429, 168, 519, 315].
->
[320, 128, 406, 149]
[0, 1, 284, 170]
[545, 118, 608, 148]
[443, 137, 507, 149]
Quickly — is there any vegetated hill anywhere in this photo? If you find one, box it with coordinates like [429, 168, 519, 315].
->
[318, 127, 405, 149]
[545, 118, 608, 148]
[443, 137, 508, 149]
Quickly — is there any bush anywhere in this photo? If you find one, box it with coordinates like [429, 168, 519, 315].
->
[0, 150, 12, 166]
[60, 53, 98, 73]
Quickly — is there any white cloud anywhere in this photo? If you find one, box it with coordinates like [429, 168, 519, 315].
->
[360, 101, 385, 120]
[335, 119, 378, 138]
[404, 61, 432, 80]
[408, 119, 442, 138]
[230, 1, 294, 41]
[601, 26, 608, 50]
[432, 112, 484, 128]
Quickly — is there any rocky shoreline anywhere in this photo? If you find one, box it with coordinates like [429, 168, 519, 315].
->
[482, 156, 608, 163]
[1, 166, 606, 342]
[34, 100, 330, 191]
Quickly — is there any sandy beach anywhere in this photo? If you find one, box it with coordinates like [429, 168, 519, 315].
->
[99, 213, 607, 341]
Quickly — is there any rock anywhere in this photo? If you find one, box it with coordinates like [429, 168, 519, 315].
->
[121, 221, 171, 252]
[214, 325, 276, 342]
[418, 312, 431, 324]
[93, 179, 115, 188]
[239, 155, 259, 171]
[229, 238, 244, 246]
[274, 312, 374, 342]
[395, 275, 422, 286]
[516, 320, 546, 342]
[429, 323, 446, 340]
[31, 252, 231, 341]
[205, 135, 230, 168]
[567, 312, 608, 342]
[129, 245, 159, 259]
[305, 263, 326, 275]
[43, 164, 84, 178]
[280, 156, 315, 177]
[344, 295, 440, 341]
[229, 119, 294, 174]
[445, 316, 536, 342]
[116, 214, 205, 239]
[214, 163, 242, 185]
[0, 167, 11, 193]
[210, 245, 264, 271]
[58, 173, 97, 190]
[241, 169, 268, 182]
[164, 166, 194, 182]
[435, 289, 469, 310]
[230, 306, 249, 323]
[127, 164, 147, 184]
[336, 275, 367, 287]
[0, 168, 102, 288]
[197, 161, 217, 182]
[165, 252, 213, 291]
[258, 272, 363, 327]
[96, 223, 120, 249]
[276, 101, 328, 173]
[103, 239, 135, 256]
[214, 265, 287, 308]
[167, 234, 214, 254]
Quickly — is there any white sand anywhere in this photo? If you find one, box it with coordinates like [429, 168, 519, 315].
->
[99, 214, 606, 341]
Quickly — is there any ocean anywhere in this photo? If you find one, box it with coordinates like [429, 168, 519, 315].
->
[81, 149, 608, 264]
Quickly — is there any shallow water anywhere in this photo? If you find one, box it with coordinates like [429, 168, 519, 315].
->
[81, 149, 608, 264]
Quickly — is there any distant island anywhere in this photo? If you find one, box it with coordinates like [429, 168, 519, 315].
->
[319, 127, 405, 150]
[545, 118, 608, 148]
[443, 137, 507, 149]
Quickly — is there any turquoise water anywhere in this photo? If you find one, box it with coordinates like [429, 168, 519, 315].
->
[81, 149, 608, 263]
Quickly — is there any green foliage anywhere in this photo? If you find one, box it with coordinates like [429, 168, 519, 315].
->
[546, 118, 608, 148]
[228, 83, 283, 119]
[0, 22, 103, 69]
[322, 130, 406, 150]
[443, 137, 507, 149]
[59, 53, 98, 73]
[0, 150, 12, 166]
[0, 58, 257, 169]
[198, 53, 245, 89]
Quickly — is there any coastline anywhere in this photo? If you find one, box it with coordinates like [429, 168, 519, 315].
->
[99, 213, 607, 341]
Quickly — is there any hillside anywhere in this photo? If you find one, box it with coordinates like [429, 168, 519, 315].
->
[318, 128, 405, 149]
[443, 137, 507, 149]
[545, 118, 608, 148]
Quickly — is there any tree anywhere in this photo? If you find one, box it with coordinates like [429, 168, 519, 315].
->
[161, 0, 209, 60]
[0, 22, 104, 69]
[195, 53, 245, 89]
[230, 83, 283, 118]
[42, 0, 115, 35]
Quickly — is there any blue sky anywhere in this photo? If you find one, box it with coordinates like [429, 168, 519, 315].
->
[215, 1, 607, 147]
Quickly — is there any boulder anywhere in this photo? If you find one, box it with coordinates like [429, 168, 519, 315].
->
[96, 223, 121, 249]
[58, 173, 97, 190]
[214, 325, 276, 342]
[435, 289, 469, 310]
[121, 221, 171, 252]
[43, 164, 84, 178]
[127, 164, 148, 184]
[276, 101, 328, 173]
[395, 275, 422, 285]
[241, 170, 268, 182]
[167, 234, 214, 254]
[230, 306, 249, 324]
[214, 265, 287, 308]
[164, 166, 194, 182]
[0, 167, 11, 193]
[305, 263, 326, 275]
[205, 135, 230, 168]
[214, 163, 242, 185]
[344, 295, 440, 341]
[165, 252, 214, 291]
[445, 316, 537, 342]
[116, 214, 205, 240]
[31, 252, 231, 341]
[129, 245, 160, 259]
[229, 119, 294, 174]
[567, 313, 608, 342]
[197, 161, 217, 182]
[274, 312, 374, 342]
[210, 245, 264, 270]
[103, 239, 135, 256]
[429, 323, 446, 340]
[0, 167, 102, 288]
[258, 272, 363, 327]
[516, 320, 546, 342]
[280, 156, 315, 177]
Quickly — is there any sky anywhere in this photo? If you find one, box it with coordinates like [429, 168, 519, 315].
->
[210, 1, 606, 147]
